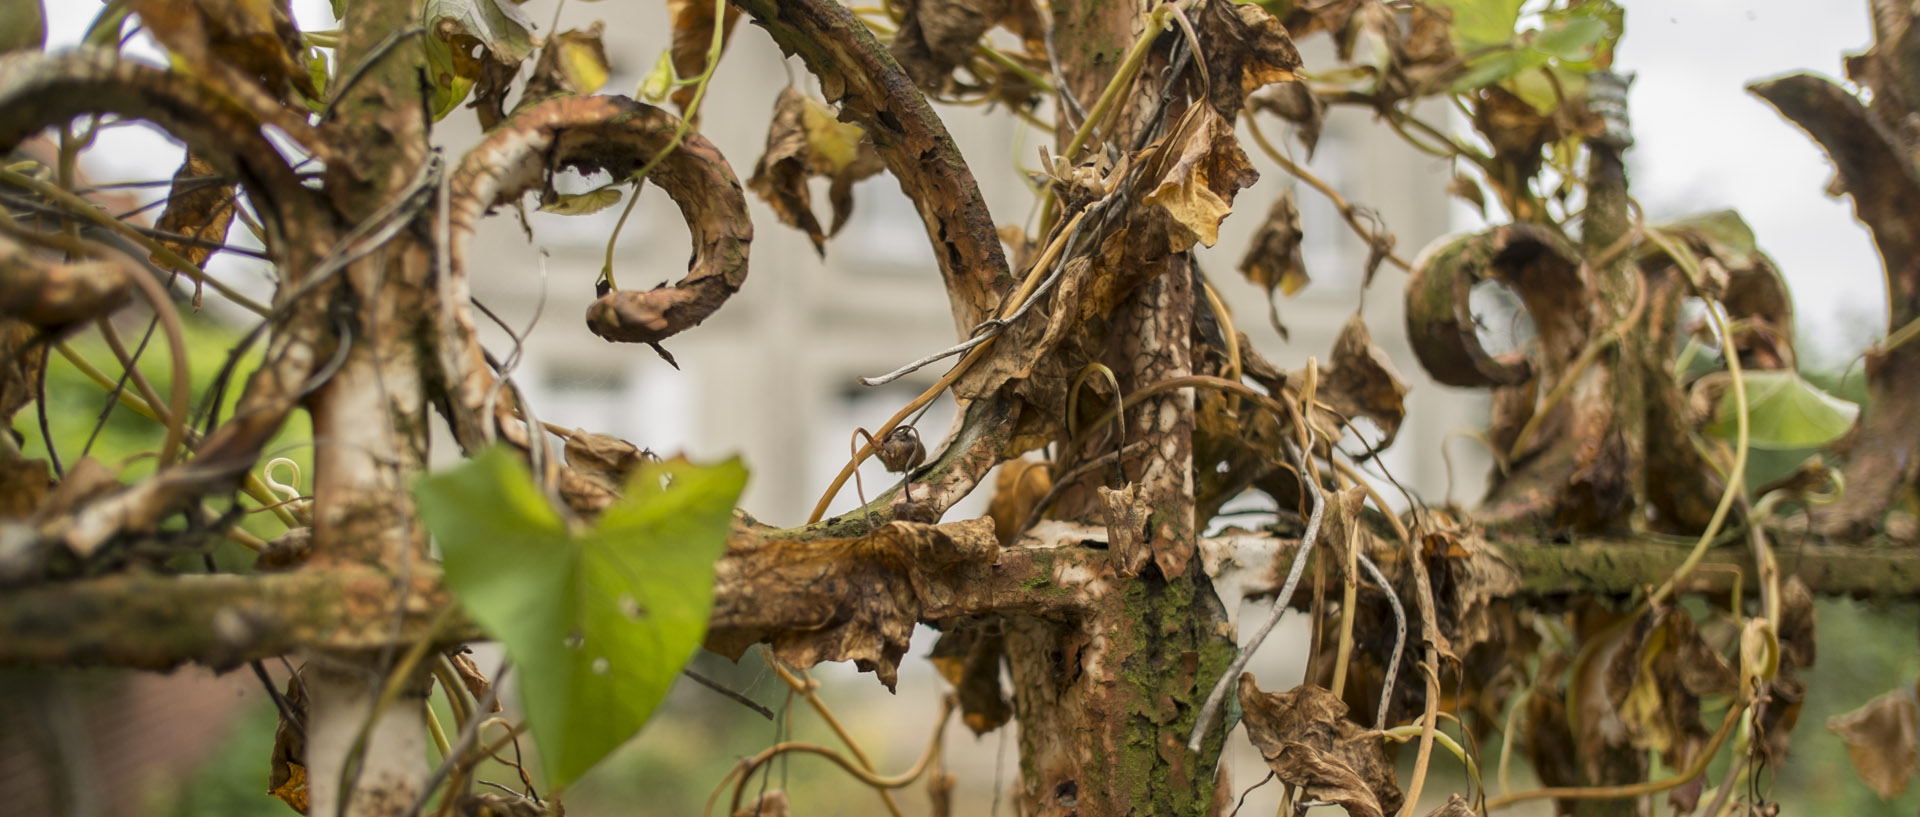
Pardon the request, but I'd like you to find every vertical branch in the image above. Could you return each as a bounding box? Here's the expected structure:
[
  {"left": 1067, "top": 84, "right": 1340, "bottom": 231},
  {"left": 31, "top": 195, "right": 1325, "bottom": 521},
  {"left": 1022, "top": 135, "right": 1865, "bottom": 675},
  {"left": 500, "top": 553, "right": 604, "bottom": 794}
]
[{"left": 303, "top": 2, "right": 437, "bottom": 815}]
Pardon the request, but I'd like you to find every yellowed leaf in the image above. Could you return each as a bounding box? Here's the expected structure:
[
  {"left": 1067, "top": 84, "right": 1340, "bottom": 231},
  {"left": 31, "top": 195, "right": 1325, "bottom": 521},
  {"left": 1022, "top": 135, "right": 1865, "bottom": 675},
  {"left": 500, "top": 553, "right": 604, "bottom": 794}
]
[
  {"left": 637, "top": 50, "right": 676, "bottom": 104},
  {"left": 801, "top": 97, "right": 865, "bottom": 173},
  {"left": 524, "top": 23, "right": 610, "bottom": 100},
  {"left": 1139, "top": 104, "right": 1258, "bottom": 252},
  {"left": 749, "top": 87, "right": 885, "bottom": 254},
  {"left": 269, "top": 761, "right": 308, "bottom": 813},
  {"left": 539, "top": 187, "right": 622, "bottom": 216}
]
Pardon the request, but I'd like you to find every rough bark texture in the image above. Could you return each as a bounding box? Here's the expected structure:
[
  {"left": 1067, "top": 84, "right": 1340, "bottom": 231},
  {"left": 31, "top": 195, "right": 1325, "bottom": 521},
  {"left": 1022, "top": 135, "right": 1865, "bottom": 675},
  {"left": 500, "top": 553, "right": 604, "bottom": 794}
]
[{"left": 302, "top": 2, "right": 439, "bottom": 813}]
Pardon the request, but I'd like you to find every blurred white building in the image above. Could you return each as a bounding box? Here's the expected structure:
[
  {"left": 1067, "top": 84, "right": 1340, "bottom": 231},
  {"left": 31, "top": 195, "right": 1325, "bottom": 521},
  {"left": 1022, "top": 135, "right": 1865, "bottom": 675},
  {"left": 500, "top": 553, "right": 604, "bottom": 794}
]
[{"left": 447, "top": 11, "right": 1482, "bottom": 529}]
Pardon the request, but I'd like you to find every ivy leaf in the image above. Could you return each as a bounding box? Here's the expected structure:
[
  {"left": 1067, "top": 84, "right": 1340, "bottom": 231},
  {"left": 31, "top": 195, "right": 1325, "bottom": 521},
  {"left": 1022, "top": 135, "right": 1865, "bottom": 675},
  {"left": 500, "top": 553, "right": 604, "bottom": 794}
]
[
  {"left": 417, "top": 445, "right": 747, "bottom": 790},
  {"left": 1531, "top": 15, "right": 1607, "bottom": 62},
  {"left": 1707, "top": 369, "right": 1860, "bottom": 450},
  {"left": 1427, "top": 0, "right": 1523, "bottom": 50}
]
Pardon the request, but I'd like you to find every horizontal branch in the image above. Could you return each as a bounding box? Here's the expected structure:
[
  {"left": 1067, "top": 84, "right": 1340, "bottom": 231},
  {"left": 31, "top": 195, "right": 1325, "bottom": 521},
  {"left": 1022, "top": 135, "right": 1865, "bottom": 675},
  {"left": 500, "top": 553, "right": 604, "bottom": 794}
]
[
  {"left": 0, "top": 523, "right": 1912, "bottom": 673},
  {"left": 0, "top": 570, "right": 475, "bottom": 670}
]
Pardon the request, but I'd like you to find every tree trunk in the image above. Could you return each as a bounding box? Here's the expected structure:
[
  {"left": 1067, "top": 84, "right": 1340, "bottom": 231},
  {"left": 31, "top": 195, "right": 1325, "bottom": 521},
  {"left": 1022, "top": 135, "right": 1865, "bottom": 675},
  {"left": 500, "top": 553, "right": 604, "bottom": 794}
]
[
  {"left": 998, "top": 5, "right": 1235, "bottom": 813},
  {"left": 301, "top": 0, "right": 437, "bottom": 813}
]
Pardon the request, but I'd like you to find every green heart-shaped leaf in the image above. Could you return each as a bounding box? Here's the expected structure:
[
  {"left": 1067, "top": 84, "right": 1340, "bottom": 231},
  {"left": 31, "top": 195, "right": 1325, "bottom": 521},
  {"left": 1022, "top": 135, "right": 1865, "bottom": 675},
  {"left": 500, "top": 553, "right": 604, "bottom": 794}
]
[
  {"left": 417, "top": 445, "right": 746, "bottom": 790},
  {"left": 1708, "top": 369, "right": 1860, "bottom": 450}
]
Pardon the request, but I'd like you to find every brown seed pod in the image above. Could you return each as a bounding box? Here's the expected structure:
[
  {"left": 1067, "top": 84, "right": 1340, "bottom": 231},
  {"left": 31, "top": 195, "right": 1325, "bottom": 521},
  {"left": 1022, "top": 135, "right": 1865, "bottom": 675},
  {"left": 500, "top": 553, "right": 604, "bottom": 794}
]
[{"left": 876, "top": 426, "right": 926, "bottom": 474}]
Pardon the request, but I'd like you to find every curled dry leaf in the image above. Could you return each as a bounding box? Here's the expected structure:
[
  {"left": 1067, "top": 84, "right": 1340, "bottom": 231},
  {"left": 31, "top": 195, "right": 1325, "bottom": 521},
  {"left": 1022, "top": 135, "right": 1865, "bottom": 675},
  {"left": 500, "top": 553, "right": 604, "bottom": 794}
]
[
  {"left": 553, "top": 427, "right": 653, "bottom": 515},
  {"left": 130, "top": 0, "right": 314, "bottom": 101},
  {"left": 1251, "top": 80, "right": 1326, "bottom": 157},
  {"left": 1239, "top": 191, "right": 1309, "bottom": 300},
  {"left": 1421, "top": 794, "right": 1473, "bottom": 817},
  {"left": 421, "top": 0, "right": 536, "bottom": 125},
  {"left": 732, "top": 790, "right": 791, "bottom": 817},
  {"left": 747, "top": 87, "right": 886, "bottom": 256},
  {"left": 1194, "top": 0, "right": 1303, "bottom": 119},
  {"left": 1445, "top": 172, "right": 1486, "bottom": 219},
  {"left": 1471, "top": 85, "right": 1559, "bottom": 179},
  {"left": 987, "top": 458, "right": 1051, "bottom": 545},
  {"left": 447, "top": 649, "right": 501, "bottom": 712},
  {"left": 1237, "top": 674, "right": 1404, "bottom": 817},
  {"left": 928, "top": 624, "right": 1012, "bottom": 734},
  {"left": 1752, "top": 577, "right": 1816, "bottom": 763},
  {"left": 1317, "top": 315, "right": 1410, "bottom": 452},
  {"left": 667, "top": 0, "right": 741, "bottom": 116},
  {"left": 1139, "top": 104, "right": 1260, "bottom": 253},
  {"left": 889, "top": 0, "right": 1040, "bottom": 92},
  {"left": 522, "top": 23, "right": 610, "bottom": 101},
  {"left": 269, "top": 669, "right": 309, "bottom": 814},
  {"left": 1827, "top": 684, "right": 1920, "bottom": 800},
  {"left": 1617, "top": 609, "right": 1737, "bottom": 761},
  {"left": 151, "top": 151, "right": 237, "bottom": 277},
  {"left": 1099, "top": 482, "right": 1151, "bottom": 578}
]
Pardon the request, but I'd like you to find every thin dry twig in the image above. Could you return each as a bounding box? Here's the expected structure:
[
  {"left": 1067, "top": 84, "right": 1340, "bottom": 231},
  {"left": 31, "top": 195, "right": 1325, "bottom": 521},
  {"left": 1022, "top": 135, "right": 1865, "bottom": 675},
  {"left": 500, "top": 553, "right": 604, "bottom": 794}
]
[{"left": 1188, "top": 434, "right": 1324, "bottom": 752}]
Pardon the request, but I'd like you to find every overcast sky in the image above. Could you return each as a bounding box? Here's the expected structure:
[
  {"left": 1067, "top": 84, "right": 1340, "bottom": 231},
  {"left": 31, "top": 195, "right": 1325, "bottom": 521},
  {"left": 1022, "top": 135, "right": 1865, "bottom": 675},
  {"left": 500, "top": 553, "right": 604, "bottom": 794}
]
[{"left": 40, "top": 1, "right": 1887, "bottom": 366}]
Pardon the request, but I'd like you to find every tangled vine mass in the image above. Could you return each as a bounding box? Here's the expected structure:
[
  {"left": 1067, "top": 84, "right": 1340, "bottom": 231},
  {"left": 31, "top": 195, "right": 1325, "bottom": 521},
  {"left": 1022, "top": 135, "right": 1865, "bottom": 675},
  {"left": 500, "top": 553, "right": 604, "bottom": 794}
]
[{"left": 3, "top": 1, "right": 1920, "bottom": 816}]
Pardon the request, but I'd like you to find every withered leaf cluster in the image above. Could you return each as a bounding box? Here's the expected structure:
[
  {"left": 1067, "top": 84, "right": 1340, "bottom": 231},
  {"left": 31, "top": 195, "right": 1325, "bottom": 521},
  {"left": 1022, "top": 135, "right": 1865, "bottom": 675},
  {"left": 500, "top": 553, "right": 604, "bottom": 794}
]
[
  {"left": 747, "top": 87, "right": 886, "bottom": 256},
  {"left": 1238, "top": 675, "right": 1403, "bottom": 817}
]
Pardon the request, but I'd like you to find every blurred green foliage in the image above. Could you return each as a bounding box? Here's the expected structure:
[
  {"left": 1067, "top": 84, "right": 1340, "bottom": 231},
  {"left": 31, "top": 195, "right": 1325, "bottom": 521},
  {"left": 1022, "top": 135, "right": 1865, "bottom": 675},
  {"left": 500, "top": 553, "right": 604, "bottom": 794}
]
[{"left": 11, "top": 311, "right": 311, "bottom": 555}]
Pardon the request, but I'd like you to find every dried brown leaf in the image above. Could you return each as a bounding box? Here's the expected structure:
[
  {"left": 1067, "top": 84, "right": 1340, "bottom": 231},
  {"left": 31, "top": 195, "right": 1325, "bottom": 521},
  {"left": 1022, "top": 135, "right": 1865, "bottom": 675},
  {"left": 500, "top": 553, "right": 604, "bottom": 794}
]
[
  {"left": 1250, "top": 81, "right": 1326, "bottom": 157},
  {"left": 667, "top": 0, "right": 741, "bottom": 116},
  {"left": 1239, "top": 191, "right": 1308, "bottom": 298},
  {"left": 269, "top": 669, "right": 309, "bottom": 814},
  {"left": 1139, "top": 104, "right": 1260, "bottom": 252},
  {"left": 1445, "top": 173, "right": 1486, "bottom": 219},
  {"left": 889, "top": 0, "right": 1007, "bottom": 91},
  {"left": 1237, "top": 674, "right": 1403, "bottom": 817},
  {"left": 132, "top": 0, "right": 314, "bottom": 101},
  {"left": 1471, "top": 85, "right": 1558, "bottom": 176},
  {"left": 1100, "top": 482, "right": 1151, "bottom": 578},
  {"left": 747, "top": 88, "right": 885, "bottom": 256},
  {"left": 987, "top": 458, "right": 1051, "bottom": 545},
  {"left": 732, "top": 790, "right": 791, "bottom": 817},
  {"left": 1422, "top": 794, "right": 1474, "bottom": 817},
  {"left": 928, "top": 625, "right": 1011, "bottom": 734},
  {"left": 1827, "top": 684, "right": 1920, "bottom": 800},
  {"left": 562, "top": 428, "right": 650, "bottom": 492},
  {"left": 1618, "top": 609, "right": 1735, "bottom": 758},
  {"left": 448, "top": 650, "right": 501, "bottom": 712},
  {"left": 151, "top": 151, "right": 237, "bottom": 271},
  {"left": 1194, "top": 0, "right": 1302, "bottom": 118},
  {"left": 1318, "top": 315, "right": 1410, "bottom": 452},
  {"left": 422, "top": 0, "right": 536, "bottom": 128}
]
